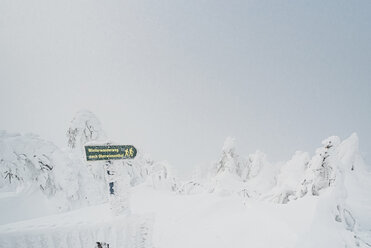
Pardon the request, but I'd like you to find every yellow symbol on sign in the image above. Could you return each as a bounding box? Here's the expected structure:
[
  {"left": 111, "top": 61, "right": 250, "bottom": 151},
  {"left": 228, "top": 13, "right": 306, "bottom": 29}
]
[{"left": 125, "top": 147, "right": 135, "bottom": 158}]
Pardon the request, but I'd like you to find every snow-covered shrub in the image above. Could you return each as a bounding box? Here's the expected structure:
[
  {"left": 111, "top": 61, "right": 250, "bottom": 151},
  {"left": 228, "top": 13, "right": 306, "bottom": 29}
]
[
  {"left": 121, "top": 152, "right": 177, "bottom": 192},
  {"left": 124, "top": 153, "right": 153, "bottom": 187},
  {"left": 176, "top": 166, "right": 206, "bottom": 195},
  {"left": 0, "top": 131, "right": 80, "bottom": 209},
  {"left": 176, "top": 180, "right": 205, "bottom": 195},
  {"left": 0, "top": 128, "right": 115, "bottom": 210}
]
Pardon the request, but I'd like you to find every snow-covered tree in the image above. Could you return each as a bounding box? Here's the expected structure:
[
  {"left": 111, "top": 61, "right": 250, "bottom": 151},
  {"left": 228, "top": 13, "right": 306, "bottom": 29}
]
[
  {"left": 66, "top": 110, "right": 176, "bottom": 196},
  {"left": 212, "top": 137, "right": 248, "bottom": 177},
  {"left": 312, "top": 136, "right": 340, "bottom": 194},
  {"left": 243, "top": 151, "right": 279, "bottom": 198},
  {"left": 247, "top": 151, "right": 267, "bottom": 178},
  {"left": 268, "top": 151, "right": 310, "bottom": 203},
  {"left": 300, "top": 136, "right": 340, "bottom": 197},
  {"left": 67, "top": 110, "right": 107, "bottom": 152},
  {"left": 296, "top": 134, "right": 371, "bottom": 247},
  {"left": 120, "top": 152, "right": 177, "bottom": 192},
  {"left": 66, "top": 110, "right": 108, "bottom": 204},
  {"left": 206, "top": 137, "right": 250, "bottom": 196},
  {"left": 0, "top": 131, "right": 81, "bottom": 210},
  {"left": 124, "top": 153, "right": 153, "bottom": 187}
]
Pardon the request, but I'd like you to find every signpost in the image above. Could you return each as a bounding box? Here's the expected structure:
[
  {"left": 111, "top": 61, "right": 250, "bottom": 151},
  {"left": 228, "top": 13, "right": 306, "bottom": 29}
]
[
  {"left": 84, "top": 144, "right": 137, "bottom": 216},
  {"left": 85, "top": 145, "right": 137, "bottom": 161},
  {"left": 84, "top": 143, "right": 152, "bottom": 248}
]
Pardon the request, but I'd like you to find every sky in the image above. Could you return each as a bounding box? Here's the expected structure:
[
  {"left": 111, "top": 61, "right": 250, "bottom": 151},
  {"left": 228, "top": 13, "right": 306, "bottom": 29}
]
[{"left": 1, "top": 0, "right": 370, "bottom": 176}]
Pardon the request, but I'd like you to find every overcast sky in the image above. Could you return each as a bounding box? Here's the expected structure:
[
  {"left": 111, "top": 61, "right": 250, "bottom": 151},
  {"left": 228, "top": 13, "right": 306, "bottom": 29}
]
[{"left": 1, "top": 0, "right": 370, "bottom": 176}]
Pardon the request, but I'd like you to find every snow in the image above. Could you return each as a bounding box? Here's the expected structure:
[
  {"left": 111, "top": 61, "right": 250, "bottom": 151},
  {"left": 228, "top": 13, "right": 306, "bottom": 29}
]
[
  {"left": 0, "top": 201, "right": 153, "bottom": 248},
  {"left": 131, "top": 185, "right": 319, "bottom": 248},
  {"left": 1, "top": 112, "right": 371, "bottom": 248},
  {"left": 0, "top": 190, "right": 57, "bottom": 225},
  {"left": 0, "top": 185, "right": 319, "bottom": 248}
]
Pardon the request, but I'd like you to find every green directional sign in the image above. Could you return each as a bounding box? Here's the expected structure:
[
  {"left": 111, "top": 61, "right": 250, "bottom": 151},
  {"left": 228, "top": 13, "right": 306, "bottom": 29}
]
[{"left": 84, "top": 145, "right": 137, "bottom": 161}]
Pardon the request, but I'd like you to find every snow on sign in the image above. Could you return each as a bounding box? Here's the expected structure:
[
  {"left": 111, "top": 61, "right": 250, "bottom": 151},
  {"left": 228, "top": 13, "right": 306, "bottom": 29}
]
[{"left": 84, "top": 145, "right": 137, "bottom": 161}]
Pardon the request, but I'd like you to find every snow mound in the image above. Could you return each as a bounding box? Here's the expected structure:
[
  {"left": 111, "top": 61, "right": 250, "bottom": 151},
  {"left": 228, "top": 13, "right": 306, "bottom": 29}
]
[
  {"left": 0, "top": 203, "right": 154, "bottom": 248},
  {"left": 0, "top": 131, "right": 107, "bottom": 214}
]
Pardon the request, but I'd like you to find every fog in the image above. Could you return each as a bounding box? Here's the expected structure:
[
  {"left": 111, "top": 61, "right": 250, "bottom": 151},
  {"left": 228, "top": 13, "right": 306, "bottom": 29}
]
[{"left": 1, "top": 0, "right": 370, "bottom": 176}]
